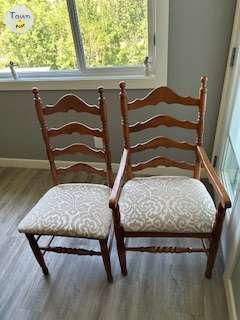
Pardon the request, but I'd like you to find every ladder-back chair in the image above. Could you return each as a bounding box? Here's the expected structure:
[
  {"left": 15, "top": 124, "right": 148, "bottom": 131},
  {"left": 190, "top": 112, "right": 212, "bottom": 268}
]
[
  {"left": 18, "top": 87, "right": 114, "bottom": 282},
  {"left": 109, "top": 77, "right": 231, "bottom": 278}
]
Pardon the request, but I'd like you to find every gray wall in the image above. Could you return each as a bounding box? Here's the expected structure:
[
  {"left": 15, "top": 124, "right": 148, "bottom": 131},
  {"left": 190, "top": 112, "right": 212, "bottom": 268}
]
[{"left": 0, "top": 0, "right": 236, "bottom": 164}]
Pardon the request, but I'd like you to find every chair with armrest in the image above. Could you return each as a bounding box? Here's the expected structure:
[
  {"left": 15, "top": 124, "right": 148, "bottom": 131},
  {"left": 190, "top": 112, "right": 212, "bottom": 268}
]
[
  {"left": 18, "top": 87, "right": 114, "bottom": 282},
  {"left": 109, "top": 77, "right": 231, "bottom": 278}
]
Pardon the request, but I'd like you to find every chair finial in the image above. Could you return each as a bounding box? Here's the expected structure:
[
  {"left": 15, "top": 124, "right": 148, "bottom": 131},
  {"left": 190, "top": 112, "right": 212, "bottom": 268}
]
[
  {"left": 98, "top": 86, "right": 104, "bottom": 99},
  {"left": 119, "top": 81, "right": 126, "bottom": 93},
  {"left": 32, "top": 87, "right": 40, "bottom": 101},
  {"left": 200, "top": 76, "right": 208, "bottom": 90},
  {"left": 32, "top": 87, "right": 39, "bottom": 96}
]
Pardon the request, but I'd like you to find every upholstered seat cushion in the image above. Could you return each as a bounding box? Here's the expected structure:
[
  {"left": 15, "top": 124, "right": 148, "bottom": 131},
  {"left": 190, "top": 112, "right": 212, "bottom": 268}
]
[
  {"left": 119, "top": 176, "right": 216, "bottom": 233},
  {"left": 18, "top": 183, "right": 112, "bottom": 239}
]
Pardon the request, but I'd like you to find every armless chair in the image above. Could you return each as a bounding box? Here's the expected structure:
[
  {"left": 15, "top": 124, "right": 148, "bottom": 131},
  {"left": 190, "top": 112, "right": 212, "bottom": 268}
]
[
  {"left": 18, "top": 87, "right": 114, "bottom": 282},
  {"left": 109, "top": 77, "right": 231, "bottom": 279}
]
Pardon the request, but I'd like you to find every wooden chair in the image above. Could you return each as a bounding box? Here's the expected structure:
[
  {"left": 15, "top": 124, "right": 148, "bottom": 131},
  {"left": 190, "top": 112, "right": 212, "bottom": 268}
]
[
  {"left": 18, "top": 87, "right": 114, "bottom": 282},
  {"left": 109, "top": 77, "right": 231, "bottom": 278}
]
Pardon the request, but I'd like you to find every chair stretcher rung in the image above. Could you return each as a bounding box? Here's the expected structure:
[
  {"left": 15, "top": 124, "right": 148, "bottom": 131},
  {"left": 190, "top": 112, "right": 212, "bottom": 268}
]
[
  {"left": 126, "top": 246, "right": 208, "bottom": 254},
  {"left": 39, "top": 246, "right": 101, "bottom": 256}
]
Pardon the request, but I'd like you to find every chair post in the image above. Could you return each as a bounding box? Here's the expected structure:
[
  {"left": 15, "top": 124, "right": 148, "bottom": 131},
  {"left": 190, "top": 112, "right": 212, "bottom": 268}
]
[
  {"left": 194, "top": 76, "right": 208, "bottom": 179},
  {"left": 99, "top": 239, "right": 113, "bottom": 283},
  {"left": 119, "top": 82, "right": 133, "bottom": 180},
  {"left": 205, "top": 204, "right": 225, "bottom": 278},
  {"left": 26, "top": 234, "right": 49, "bottom": 275},
  {"left": 113, "top": 204, "right": 127, "bottom": 276},
  {"left": 32, "top": 88, "right": 59, "bottom": 185},
  {"left": 98, "top": 87, "right": 114, "bottom": 188}
]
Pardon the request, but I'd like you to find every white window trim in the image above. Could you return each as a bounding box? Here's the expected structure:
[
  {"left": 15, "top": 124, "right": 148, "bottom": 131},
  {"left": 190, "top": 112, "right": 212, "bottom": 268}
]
[{"left": 0, "top": 0, "right": 169, "bottom": 90}]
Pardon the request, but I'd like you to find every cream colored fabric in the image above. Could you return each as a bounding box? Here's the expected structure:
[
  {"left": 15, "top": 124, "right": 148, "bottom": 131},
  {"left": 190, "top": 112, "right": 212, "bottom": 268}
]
[
  {"left": 18, "top": 183, "right": 112, "bottom": 239},
  {"left": 119, "top": 176, "right": 216, "bottom": 233}
]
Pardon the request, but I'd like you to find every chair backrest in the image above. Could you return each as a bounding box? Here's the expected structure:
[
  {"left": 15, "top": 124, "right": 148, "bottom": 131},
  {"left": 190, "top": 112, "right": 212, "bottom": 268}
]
[
  {"left": 32, "top": 87, "right": 114, "bottom": 187},
  {"left": 119, "top": 76, "right": 208, "bottom": 180}
]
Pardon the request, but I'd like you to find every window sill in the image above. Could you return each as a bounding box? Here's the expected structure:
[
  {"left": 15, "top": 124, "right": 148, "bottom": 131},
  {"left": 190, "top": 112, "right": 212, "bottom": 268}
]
[{"left": 0, "top": 73, "right": 167, "bottom": 91}]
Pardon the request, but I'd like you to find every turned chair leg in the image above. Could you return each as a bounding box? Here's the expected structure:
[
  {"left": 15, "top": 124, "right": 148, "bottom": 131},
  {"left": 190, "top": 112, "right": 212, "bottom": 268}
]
[
  {"left": 99, "top": 239, "right": 113, "bottom": 283},
  {"left": 26, "top": 234, "right": 49, "bottom": 275},
  {"left": 205, "top": 238, "right": 219, "bottom": 279},
  {"left": 115, "top": 227, "right": 127, "bottom": 276}
]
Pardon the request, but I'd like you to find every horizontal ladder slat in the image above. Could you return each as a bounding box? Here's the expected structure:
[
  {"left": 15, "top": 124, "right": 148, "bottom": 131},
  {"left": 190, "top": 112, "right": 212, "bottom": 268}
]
[
  {"left": 132, "top": 156, "right": 195, "bottom": 171},
  {"left": 130, "top": 137, "right": 196, "bottom": 153},
  {"left": 48, "top": 122, "right": 103, "bottom": 138},
  {"left": 128, "top": 87, "right": 200, "bottom": 110},
  {"left": 126, "top": 246, "right": 208, "bottom": 253},
  {"left": 52, "top": 143, "right": 105, "bottom": 159},
  {"left": 57, "top": 162, "right": 106, "bottom": 177},
  {"left": 129, "top": 114, "right": 198, "bottom": 132},
  {"left": 43, "top": 94, "right": 100, "bottom": 115}
]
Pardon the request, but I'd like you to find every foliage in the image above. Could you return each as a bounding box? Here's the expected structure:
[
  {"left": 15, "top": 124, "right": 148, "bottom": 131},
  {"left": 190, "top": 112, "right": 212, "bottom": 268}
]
[
  {"left": 77, "top": 0, "right": 147, "bottom": 67},
  {"left": 0, "top": 0, "right": 147, "bottom": 70}
]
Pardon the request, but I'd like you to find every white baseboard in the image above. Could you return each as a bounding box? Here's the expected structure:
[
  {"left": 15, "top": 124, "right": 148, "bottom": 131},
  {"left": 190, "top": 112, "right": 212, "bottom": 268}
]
[
  {"left": 0, "top": 157, "right": 193, "bottom": 177},
  {"left": 0, "top": 157, "right": 114, "bottom": 170},
  {"left": 224, "top": 277, "right": 238, "bottom": 320}
]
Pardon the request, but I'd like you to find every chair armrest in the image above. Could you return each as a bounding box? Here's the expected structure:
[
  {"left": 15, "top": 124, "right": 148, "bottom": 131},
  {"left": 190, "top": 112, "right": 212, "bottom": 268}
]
[
  {"left": 197, "top": 146, "right": 231, "bottom": 209},
  {"left": 109, "top": 148, "right": 129, "bottom": 210}
]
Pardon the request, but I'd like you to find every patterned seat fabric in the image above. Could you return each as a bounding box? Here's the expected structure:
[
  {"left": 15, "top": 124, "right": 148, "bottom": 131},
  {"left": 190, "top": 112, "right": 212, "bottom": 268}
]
[
  {"left": 119, "top": 176, "right": 216, "bottom": 233},
  {"left": 18, "top": 183, "right": 112, "bottom": 239}
]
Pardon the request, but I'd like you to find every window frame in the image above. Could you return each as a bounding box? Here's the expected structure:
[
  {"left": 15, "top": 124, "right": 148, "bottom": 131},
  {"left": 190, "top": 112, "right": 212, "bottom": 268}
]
[{"left": 0, "top": 0, "right": 169, "bottom": 90}]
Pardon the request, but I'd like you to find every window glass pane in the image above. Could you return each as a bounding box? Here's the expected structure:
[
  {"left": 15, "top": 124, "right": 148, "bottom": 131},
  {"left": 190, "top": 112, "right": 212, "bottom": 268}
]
[
  {"left": 76, "top": 0, "right": 148, "bottom": 68},
  {"left": 222, "top": 140, "right": 240, "bottom": 199},
  {"left": 0, "top": 0, "right": 77, "bottom": 72},
  {"left": 229, "top": 74, "right": 240, "bottom": 163}
]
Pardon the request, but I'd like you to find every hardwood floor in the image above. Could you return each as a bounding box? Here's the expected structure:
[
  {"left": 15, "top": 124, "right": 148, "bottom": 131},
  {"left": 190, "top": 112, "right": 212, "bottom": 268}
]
[{"left": 0, "top": 167, "right": 229, "bottom": 320}]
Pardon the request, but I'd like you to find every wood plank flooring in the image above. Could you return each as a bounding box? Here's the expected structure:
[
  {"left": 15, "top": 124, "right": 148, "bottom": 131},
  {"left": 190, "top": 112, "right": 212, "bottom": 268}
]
[{"left": 0, "top": 168, "right": 229, "bottom": 320}]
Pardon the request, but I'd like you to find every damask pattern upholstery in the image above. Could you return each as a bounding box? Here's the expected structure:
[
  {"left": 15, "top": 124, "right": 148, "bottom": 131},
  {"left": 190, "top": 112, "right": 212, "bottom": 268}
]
[
  {"left": 18, "top": 183, "right": 112, "bottom": 239},
  {"left": 119, "top": 176, "right": 216, "bottom": 233}
]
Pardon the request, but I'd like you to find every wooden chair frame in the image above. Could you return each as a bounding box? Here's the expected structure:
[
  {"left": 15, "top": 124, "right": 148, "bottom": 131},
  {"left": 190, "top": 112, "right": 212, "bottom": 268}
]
[
  {"left": 109, "top": 77, "right": 231, "bottom": 279},
  {"left": 25, "top": 87, "right": 114, "bottom": 282}
]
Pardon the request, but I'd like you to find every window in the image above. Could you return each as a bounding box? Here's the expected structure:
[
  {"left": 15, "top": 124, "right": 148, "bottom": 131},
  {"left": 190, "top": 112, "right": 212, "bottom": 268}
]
[
  {"left": 222, "top": 139, "right": 240, "bottom": 200},
  {"left": 221, "top": 76, "right": 240, "bottom": 200},
  {"left": 0, "top": 1, "right": 77, "bottom": 73},
  {"left": 75, "top": 0, "right": 148, "bottom": 69},
  {"left": 0, "top": 0, "right": 168, "bottom": 89}
]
